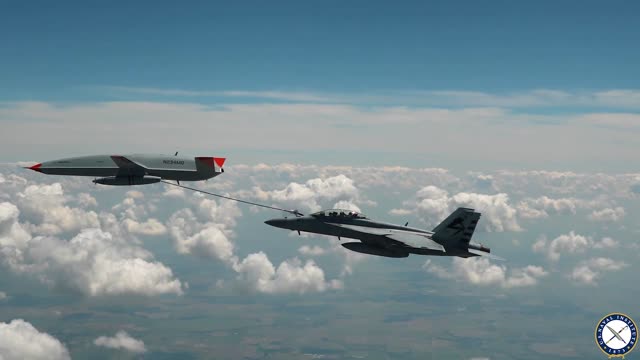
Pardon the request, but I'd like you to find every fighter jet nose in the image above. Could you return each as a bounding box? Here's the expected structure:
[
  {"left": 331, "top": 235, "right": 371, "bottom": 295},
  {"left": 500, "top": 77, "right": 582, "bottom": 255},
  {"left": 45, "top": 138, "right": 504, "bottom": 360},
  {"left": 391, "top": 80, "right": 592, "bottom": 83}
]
[{"left": 264, "top": 218, "right": 288, "bottom": 228}]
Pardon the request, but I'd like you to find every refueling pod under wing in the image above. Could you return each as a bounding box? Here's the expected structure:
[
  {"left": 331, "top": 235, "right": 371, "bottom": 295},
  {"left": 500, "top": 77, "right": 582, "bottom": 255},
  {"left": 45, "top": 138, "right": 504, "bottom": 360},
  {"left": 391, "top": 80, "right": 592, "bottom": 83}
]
[{"left": 92, "top": 176, "right": 161, "bottom": 186}]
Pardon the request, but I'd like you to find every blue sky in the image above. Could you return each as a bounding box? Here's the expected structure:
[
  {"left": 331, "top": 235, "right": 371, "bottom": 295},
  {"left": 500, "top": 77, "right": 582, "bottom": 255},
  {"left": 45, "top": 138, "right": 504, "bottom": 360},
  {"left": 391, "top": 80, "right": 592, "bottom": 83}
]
[
  {"left": 2, "top": 0, "right": 640, "bottom": 102},
  {"left": 2, "top": 1, "right": 640, "bottom": 171}
]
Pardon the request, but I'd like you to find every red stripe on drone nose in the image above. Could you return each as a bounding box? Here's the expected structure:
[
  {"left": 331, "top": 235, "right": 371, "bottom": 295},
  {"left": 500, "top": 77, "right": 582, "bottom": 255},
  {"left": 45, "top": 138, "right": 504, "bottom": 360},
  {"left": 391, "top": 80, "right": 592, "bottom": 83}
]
[{"left": 29, "top": 163, "right": 42, "bottom": 172}]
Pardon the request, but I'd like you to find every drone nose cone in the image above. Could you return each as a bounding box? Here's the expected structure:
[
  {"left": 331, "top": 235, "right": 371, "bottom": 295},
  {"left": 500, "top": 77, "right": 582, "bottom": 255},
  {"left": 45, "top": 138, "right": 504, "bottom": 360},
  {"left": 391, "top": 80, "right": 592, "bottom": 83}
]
[{"left": 28, "top": 163, "right": 42, "bottom": 172}]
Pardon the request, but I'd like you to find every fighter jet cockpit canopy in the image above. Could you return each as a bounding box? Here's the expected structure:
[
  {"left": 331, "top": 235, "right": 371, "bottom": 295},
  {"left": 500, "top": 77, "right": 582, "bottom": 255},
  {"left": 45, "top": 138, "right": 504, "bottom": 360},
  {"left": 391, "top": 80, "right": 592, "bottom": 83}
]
[{"left": 311, "top": 209, "right": 368, "bottom": 219}]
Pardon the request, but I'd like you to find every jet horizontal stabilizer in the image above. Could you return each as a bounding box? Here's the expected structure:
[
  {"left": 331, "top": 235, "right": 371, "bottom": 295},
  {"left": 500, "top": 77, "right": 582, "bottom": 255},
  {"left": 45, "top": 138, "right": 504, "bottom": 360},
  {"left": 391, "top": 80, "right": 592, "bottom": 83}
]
[{"left": 467, "top": 248, "right": 505, "bottom": 261}]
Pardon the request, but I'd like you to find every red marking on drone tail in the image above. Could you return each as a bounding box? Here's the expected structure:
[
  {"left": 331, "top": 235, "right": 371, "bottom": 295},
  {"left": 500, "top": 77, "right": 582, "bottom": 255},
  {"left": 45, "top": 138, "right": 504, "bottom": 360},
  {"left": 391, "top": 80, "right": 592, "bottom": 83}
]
[{"left": 196, "top": 157, "right": 225, "bottom": 169}]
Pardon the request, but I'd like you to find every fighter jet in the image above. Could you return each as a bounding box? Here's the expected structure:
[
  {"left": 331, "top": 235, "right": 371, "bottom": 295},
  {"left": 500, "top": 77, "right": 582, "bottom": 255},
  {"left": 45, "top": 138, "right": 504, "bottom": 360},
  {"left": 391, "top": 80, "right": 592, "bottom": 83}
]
[
  {"left": 26, "top": 153, "right": 225, "bottom": 186},
  {"left": 265, "top": 207, "right": 501, "bottom": 259}
]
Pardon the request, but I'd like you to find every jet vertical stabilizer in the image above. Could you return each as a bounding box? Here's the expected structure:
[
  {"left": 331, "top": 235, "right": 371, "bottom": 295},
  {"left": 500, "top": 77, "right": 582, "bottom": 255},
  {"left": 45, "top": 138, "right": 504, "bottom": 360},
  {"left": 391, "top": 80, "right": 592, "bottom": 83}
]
[
  {"left": 431, "top": 208, "right": 480, "bottom": 247},
  {"left": 196, "top": 157, "right": 226, "bottom": 175}
]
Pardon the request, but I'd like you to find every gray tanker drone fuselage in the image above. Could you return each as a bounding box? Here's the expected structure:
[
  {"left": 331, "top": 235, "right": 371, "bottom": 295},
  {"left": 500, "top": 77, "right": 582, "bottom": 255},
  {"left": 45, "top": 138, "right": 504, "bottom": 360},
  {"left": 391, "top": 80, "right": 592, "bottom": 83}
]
[{"left": 27, "top": 154, "right": 225, "bottom": 185}]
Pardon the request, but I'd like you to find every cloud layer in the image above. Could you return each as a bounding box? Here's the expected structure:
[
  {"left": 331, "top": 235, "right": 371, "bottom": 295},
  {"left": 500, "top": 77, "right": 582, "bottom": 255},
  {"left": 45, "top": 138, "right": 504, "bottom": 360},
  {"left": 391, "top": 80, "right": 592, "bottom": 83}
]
[
  {"left": 1, "top": 160, "right": 636, "bottom": 300},
  {"left": 3, "top": 95, "right": 640, "bottom": 170}
]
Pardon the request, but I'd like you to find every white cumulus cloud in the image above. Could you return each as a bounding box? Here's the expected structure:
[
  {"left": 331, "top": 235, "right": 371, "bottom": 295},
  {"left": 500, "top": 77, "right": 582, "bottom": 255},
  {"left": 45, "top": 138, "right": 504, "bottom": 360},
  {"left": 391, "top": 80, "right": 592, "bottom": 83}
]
[
  {"left": 298, "top": 245, "right": 328, "bottom": 256},
  {"left": 166, "top": 196, "right": 241, "bottom": 263},
  {"left": 26, "top": 229, "right": 184, "bottom": 296},
  {"left": 251, "top": 174, "right": 360, "bottom": 213},
  {"left": 532, "top": 231, "right": 591, "bottom": 262},
  {"left": 424, "top": 258, "right": 547, "bottom": 288},
  {"left": 75, "top": 193, "right": 98, "bottom": 208},
  {"left": 0, "top": 319, "right": 70, "bottom": 360},
  {"left": 15, "top": 183, "right": 100, "bottom": 236},
  {"left": 332, "top": 200, "right": 361, "bottom": 212},
  {"left": 569, "top": 257, "right": 628, "bottom": 286},
  {"left": 593, "top": 237, "right": 619, "bottom": 249},
  {"left": 123, "top": 218, "right": 167, "bottom": 236},
  {"left": 516, "top": 196, "right": 583, "bottom": 219},
  {"left": 394, "top": 186, "right": 521, "bottom": 232},
  {"left": 233, "top": 252, "right": 342, "bottom": 294},
  {"left": 588, "top": 207, "right": 625, "bottom": 222},
  {"left": 167, "top": 207, "right": 237, "bottom": 263},
  {"left": 0, "top": 203, "right": 183, "bottom": 297},
  {"left": 0, "top": 202, "right": 33, "bottom": 270},
  {"left": 162, "top": 185, "right": 186, "bottom": 198},
  {"left": 167, "top": 198, "right": 342, "bottom": 294},
  {"left": 94, "top": 330, "right": 147, "bottom": 353},
  {"left": 533, "top": 231, "right": 618, "bottom": 261}
]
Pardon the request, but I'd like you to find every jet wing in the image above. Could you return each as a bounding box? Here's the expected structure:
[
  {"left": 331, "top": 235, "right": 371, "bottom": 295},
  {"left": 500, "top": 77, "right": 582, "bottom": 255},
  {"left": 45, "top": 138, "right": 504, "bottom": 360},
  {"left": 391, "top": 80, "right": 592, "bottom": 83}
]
[
  {"left": 111, "top": 155, "right": 148, "bottom": 177},
  {"left": 386, "top": 232, "right": 445, "bottom": 252},
  {"left": 327, "top": 223, "right": 445, "bottom": 252}
]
